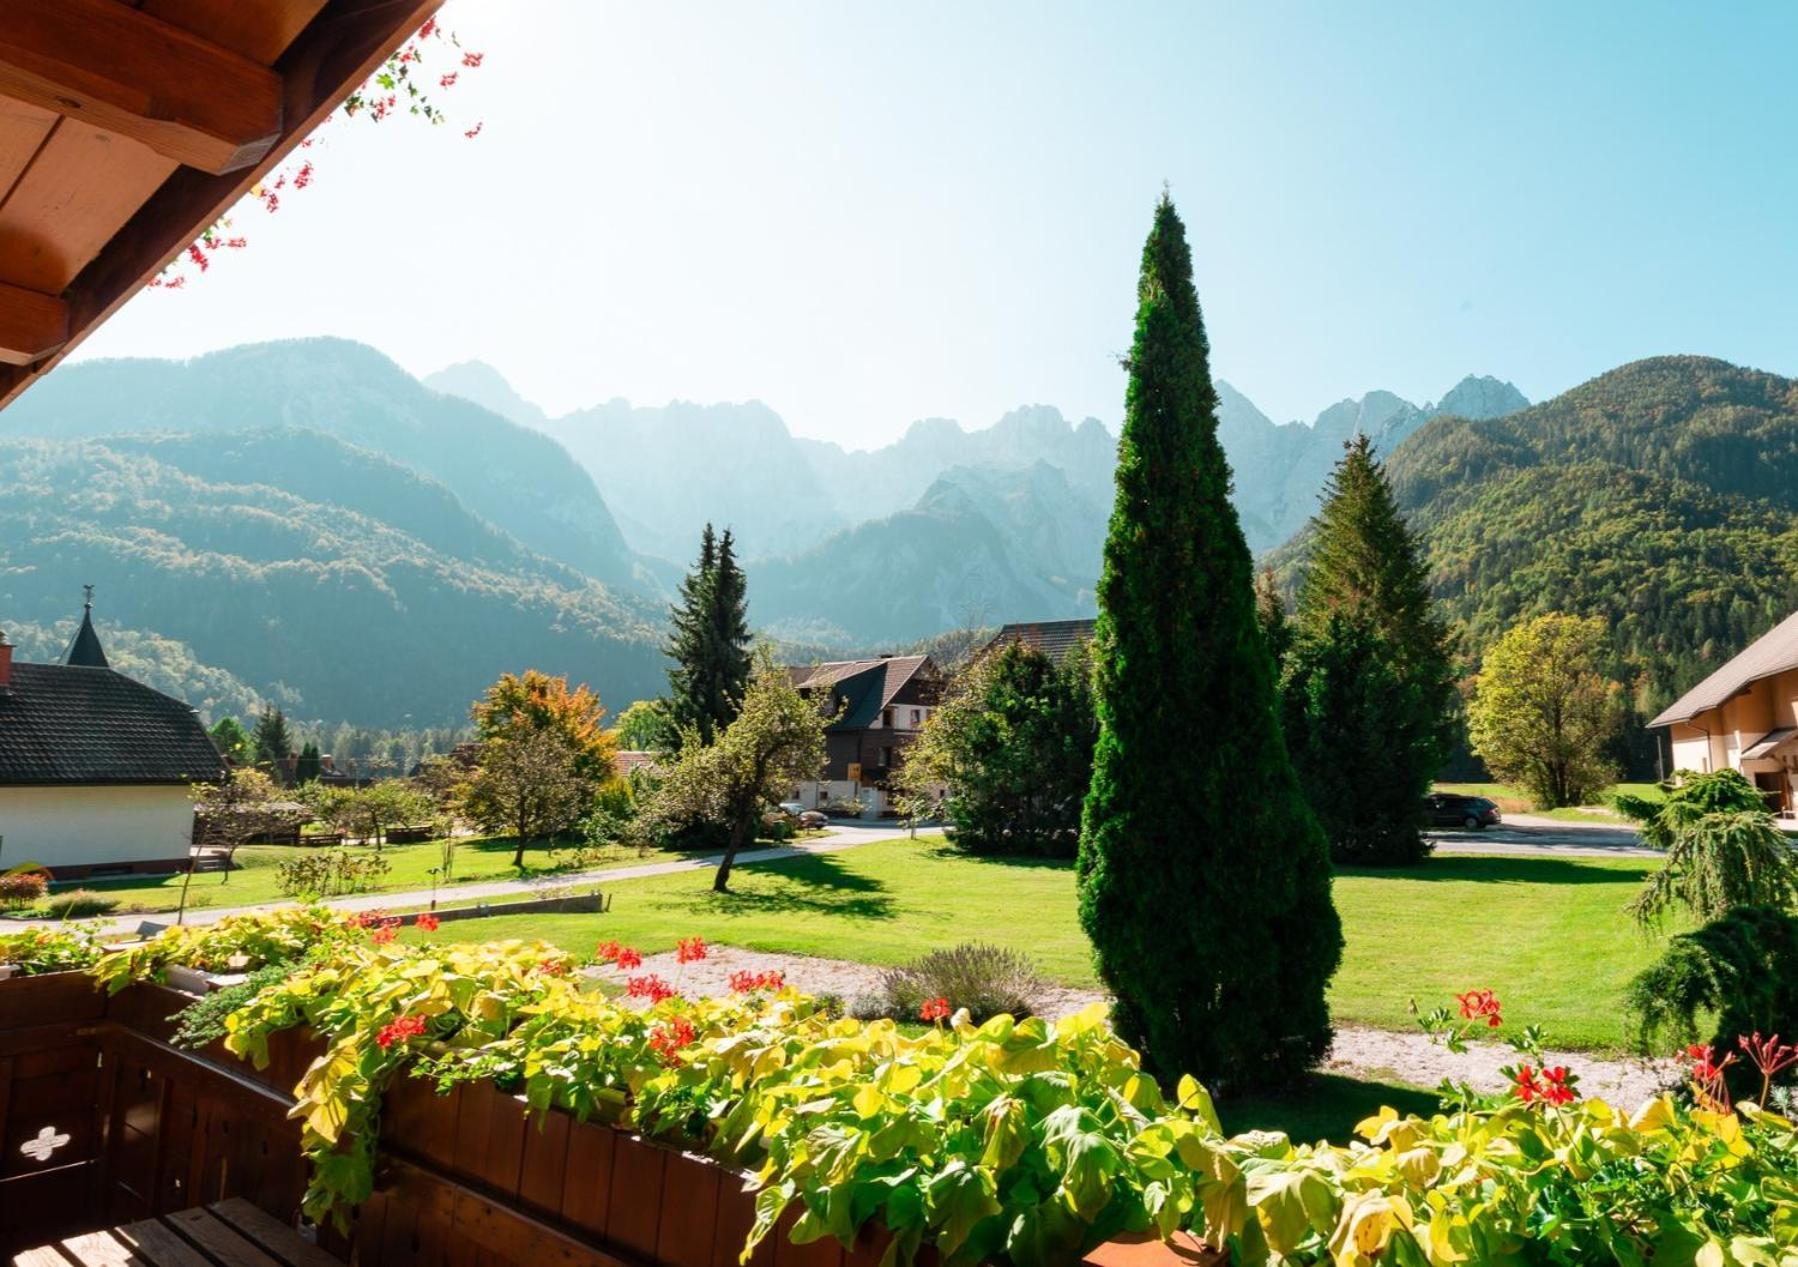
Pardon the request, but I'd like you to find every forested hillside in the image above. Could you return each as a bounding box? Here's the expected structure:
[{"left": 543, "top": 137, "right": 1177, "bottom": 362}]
[
  {"left": 1376, "top": 356, "right": 1798, "bottom": 719},
  {"left": 0, "top": 435, "right": 665, "bottom": 725}
]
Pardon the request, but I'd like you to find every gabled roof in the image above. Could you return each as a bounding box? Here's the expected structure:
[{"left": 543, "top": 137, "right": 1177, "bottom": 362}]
[
  {"left": 791, "top": 655, "right": 934, "bottom": 730},
  {"left": 1651, "top": 608, "right": 1798, "bottom": 727},
  {"left": 0, "top": 662, "right": 226, "bottom": 786},
  {"left": 986, "top": 619, "right": 1096, "bottom": 662}
]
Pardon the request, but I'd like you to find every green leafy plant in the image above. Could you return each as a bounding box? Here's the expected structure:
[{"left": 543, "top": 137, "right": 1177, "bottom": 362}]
[
  {"left": 90, "top": 906, "right": 354, "bottom": 994},
  {"left": 0, "top": 927, "right": 102, "bottom": 975},
  {"left": 169, "top": 962, "right": 295, "bottom": 1049},
  {"left": 274, "top": 848, "right": 393, "bottom": 900},
  {"left": 1628, "top": 810, "right": 1798, "bottom": 926},
  {"left": 41, "top": 888, "right": 121, "bottom": 920}
]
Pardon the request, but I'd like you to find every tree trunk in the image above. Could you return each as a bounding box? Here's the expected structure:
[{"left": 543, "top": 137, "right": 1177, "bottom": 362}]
[{"left": 714, "top": 816, "right": 750, "bottom": 892}]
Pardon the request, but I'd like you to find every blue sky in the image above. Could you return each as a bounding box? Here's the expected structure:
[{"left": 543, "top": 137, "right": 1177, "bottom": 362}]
[{"left": 76, "top": 2, "right": 1798, "bottom": 446}]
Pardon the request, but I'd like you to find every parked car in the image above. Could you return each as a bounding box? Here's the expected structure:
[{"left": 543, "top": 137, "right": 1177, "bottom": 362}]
[
  {"left": 798, "top": 810, "right": 828, "bottom": 829},
  {"left": 777, "top": 801, "right": 806, "bottom": 818},
  {"left": 1425, "top": 792, "right": 1501, "bottom": 830}
]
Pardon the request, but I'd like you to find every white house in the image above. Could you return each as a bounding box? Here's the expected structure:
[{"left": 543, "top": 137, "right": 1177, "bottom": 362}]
[{"left": 0, "top": 605, "right": 226, "bottom": 877}]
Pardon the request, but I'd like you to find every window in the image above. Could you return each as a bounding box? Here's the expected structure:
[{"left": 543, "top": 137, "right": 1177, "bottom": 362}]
[
  {"left": 910, "top": 708, "right": 922, "bottom": 726},
  {"left": 881, "top": 707, "right": 894, "bottom": 727},
  {"left": 881, "top": 746, "right": 895, "bottom": 767}
]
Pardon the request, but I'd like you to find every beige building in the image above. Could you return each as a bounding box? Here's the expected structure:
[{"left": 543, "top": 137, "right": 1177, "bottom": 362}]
[{"left": 1652, "top": 609, "right": 1798, "bottom": 816}]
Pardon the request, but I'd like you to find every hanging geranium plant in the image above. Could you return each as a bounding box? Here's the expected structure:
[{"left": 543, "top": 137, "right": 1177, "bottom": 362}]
[{"left": 149, "top": 16, "right": 484, "bottom": 290}]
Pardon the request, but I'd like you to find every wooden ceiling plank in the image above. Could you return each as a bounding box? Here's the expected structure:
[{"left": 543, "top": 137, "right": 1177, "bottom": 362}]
[
  {"left": 142, "top": 0, "right": 334, "bottom": 66},
  {"left": 0, "top": 0, "right": 442, "bottom": 408},
  {"left": 0, "top": 119, "right": 176, "bottom": 293},
  {"left": 0, "top": 99, "right": 58, "bottom": 207},
  {"left": 0, "top": 0, "right": 284, "bottom": 175},
  {"left": 0, "top": 278, "right": 66, "bottom": 366}
]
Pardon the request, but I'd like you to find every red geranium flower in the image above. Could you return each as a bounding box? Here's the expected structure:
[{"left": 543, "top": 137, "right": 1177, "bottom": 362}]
[
  {"left": 1540, "top": 1066, "right": 1577, "bottom": 1106},
  {"left": 676, "top": 936, "right": 708, "bottom": 965},
  {"left": 626, "top": 975, "right": 677, "bottom": 1005},
  {"left": 919, "top": 997, "right": 951, "bottom": 1023},
  {"left": 414, "top": 913, "right": 440, "bottom": 933},
  {"left": 376, "top": 1013, "right": 428, "bottom": 1049},
  {"left": 648, "top": 1017, "right": 698, "bottom": 1064},
  {"left": 728, "top": 969, "right": 785, "bottom": 993},
  {"left": 1455, "top": 989, "right": 1503, "bottom": 1029}
]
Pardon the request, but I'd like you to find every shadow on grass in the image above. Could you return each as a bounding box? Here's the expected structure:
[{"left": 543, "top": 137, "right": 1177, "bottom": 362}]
[
  {"left": 916, "top": 842, "right": 1076, "bottom": 873},
  {"left": 1337, "top": 855, "right": 1655, "bottom": 887},
  {"left": 1219, "top": 1073, "right": 1441, "bottom": 1146},
  {"left": 688, "top": 852, "right": 897, "bottom": 921}
]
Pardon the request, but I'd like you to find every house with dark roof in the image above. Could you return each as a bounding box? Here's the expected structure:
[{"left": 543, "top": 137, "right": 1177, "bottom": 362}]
[
  {"left": 0, "top": 601, "right": 227, "bottom": 877},
  {"left": 985, "top": 619, "right": 1096, "bottom": 662},
  {"left": 789, "top": 655, "right": 944, "bottom": 815},
  {"left": 1651, "top": 608, "right": 1798, "bottom": 815}
]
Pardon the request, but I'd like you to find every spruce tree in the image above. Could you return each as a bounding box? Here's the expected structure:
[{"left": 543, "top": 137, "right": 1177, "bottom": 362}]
[
  {"left": 252, "top": 707, "right": 292, "bottom": 768},
  {"left": 667, "top": 525, "right": 720, "bottom": 743},
  {"left": 1295, "top": 434, "right": 1456, "bottom": 752},
  {"left": 1077, "top": 194, "right": 1341, "bottom": 1088},
  {"left": 1253, "top": 565, "right": 1292, "bottom": 673},
  {"left": 1286, "top": 435, "right": 1457, "bottom": 863},
  {"left": 708, "top": 529, "right": 753, "bottom": 723}
]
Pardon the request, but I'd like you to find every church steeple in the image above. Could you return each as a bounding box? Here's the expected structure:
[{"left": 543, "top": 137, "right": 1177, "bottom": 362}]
[{"left": 65, "top": 585, "right": 108, "bottom": 668}]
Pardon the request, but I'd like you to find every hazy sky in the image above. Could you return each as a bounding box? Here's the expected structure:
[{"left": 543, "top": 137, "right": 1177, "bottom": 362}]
[{"left": 74, "top": 2, "right": 1798, "bottom": 447}]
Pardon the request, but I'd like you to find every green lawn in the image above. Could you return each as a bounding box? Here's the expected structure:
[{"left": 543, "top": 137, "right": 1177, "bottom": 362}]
[
  {"left": 24, "top": 836, "right": 721, "bottom": 917},
  {"left": 1436, "top": 780, "right": 1664, "bottom": 823},
  {"left": 414, "top": 836, "right": 1674, "bottom": 1052}
]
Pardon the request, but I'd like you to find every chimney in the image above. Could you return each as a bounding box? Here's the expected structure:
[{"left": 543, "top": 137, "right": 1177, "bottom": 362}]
[{"left": 0, "top": 629, "right": 11, "bottom": 689}]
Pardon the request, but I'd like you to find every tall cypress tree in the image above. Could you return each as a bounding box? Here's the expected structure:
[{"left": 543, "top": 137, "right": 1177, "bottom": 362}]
[
  {"left": 1286, "top": 435, "right": 1457, "bottom": 863},
  {"left": 1077, "top": 194, "right": 1341, "bottom": 1088}
]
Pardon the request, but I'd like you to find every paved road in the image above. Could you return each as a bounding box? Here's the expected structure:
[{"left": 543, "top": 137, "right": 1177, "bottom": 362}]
[
  {"left": 1428, "top": 814, "right": 1654, "bottom": 858},
  {"left": 69, "top": 820, "right": 917, "bottom": 935}
]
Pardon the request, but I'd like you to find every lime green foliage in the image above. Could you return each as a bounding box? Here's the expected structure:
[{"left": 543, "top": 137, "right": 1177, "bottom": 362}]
[
  {"left": 1468, "top": 613, "right": 1622, "bottom": 807},
  {"left": 196, "top": 938, "right": 1798, "bottom": 1264},
  {"left": 1622, "top": 770, "right": 1798, "bottom": 925},
  {"left": 901, "top": 640, "right": 1095, "bottom": 857},
  {"left": 0, "top": 927, "right": 102, "bottom": 975},
  {"left": 1285, "top": 436, "right": 1455, "bottom": 866},
  {"left": 1078, "top": 194, "right": 1340, "bottom": 1087},
  {"left": 91, "top": 906, "right": 353, "bottom": 993}
]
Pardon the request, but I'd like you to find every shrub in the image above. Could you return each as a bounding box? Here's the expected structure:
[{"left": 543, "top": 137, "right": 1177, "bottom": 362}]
[
  {"left": 1616, "top": 768, "right": 1767, "bottom": 839},
  {"left": 41, "top": 889, "right": 119, "bottom": 919},
  {"left": 1627, "top": 809, "right": 1798, "bottom": 926},
  {"left": 0, "top": 869, "right": 48, "bottom": 908},
  {"left": 0, "top": 927, "right": 101, "bottom": 974},
  {"left": 169, "top": 962, "right": 293, "bottom": 1049},
  {"left": 872, "top": 941, "right": 1044, "bottom": 1024},
  {"left": 274, "top": 848, "right": 392, "bottom": 900},
  {"left": 1627, "top": 904, "right": 1798, "bottom": 1095}
]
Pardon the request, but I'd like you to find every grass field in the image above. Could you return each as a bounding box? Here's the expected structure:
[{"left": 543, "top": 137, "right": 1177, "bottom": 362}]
[
  {"left": 24, "top": 836, "right": 722, "bottom": 917},
  {"left": 1435, "top": 780, "right": 1664, "bottom": 823},
  {"left": 413, "top": 836, "right": 1675, "bottom": 1052}
]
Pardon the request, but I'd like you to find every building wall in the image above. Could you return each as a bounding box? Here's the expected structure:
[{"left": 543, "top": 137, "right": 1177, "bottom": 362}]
[{"left": 0, "top": 785, "right": 194, "bottom": 875}]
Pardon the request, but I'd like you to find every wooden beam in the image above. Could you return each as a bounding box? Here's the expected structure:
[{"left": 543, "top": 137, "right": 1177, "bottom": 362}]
[
  {"left": 0, "top": 0, "right": 442, "bottom": 411},
  {"left": 0, "top": 278, "right": 66, "bottom": 365},
  {"left": 0, "top": 0, "right": 283, "bottom": 175}
]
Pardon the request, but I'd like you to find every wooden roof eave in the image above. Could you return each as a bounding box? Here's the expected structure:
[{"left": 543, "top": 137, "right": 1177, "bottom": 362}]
[{"left": 0, "top": 0, "right": 445, "bottom": 411}]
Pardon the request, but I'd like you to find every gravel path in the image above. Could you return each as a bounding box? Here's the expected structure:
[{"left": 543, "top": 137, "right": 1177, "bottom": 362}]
[{"left": 595, "top": 944, "right": 1682, "bottom": 1110}]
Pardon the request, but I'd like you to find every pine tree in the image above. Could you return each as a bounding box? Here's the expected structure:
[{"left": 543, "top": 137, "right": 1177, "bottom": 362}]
[
  {"left": 294, "top": 741, "right": 322, "bottom": 783},
  {"left": 1077, "top": 194, "right": 1341, "bottom": 1088},
  {"left": 1295, "top": 434, "right": 1457, "bottom": 752},
  {"left": 667, "top": 525, "right": 720, "bottom": 743},
  {"left": 666, "top": 524, "right": 753, "bottom": 747},
  {"left": 252, "top": 707, "right": 292, "bottom": 769},
  {"left": 1285, "top": 436, "right": 1457, "bottom": 863},
  {"left": 708, "top": 528, "right": 753, "bottom": 723}
]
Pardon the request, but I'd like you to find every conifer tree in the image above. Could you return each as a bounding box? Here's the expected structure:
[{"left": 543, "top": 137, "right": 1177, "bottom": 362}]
[
  {"left": 1253, "top": 566, "right": 1292, "bottom": 673},
  {"left": 294, "top": 741, "right": 322, "bottom": 783},
  {"left": 666, "top": 524, "right": 754, "bottom": 746},
  {"left": 1286, "top": 435, "right": 1458, "bottom": 863},
  {"left": 252, "top": 707, "right": 292, "bottom": 769},
  {"left": 1077, "top": 194, "right": 1341, "bottom": 1088}
]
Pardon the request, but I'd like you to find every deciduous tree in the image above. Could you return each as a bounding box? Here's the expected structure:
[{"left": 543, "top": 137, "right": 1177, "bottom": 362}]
[
  {"left": 1469, "top": 612, "right": 1621, "bottom": 808},
  {"left": 647, "top": 647, "right": 827, "bottom": 892},
  {"left": 461, "top": 730, "right": 592, "bottom": 867},
  {"left": 208, "top": 715, "right": 253, "bottom": 763},
  {"left": 472, "top": 669, "right": 616, "bottom": 783},
  {"left": 1076, "top": 193, "right": 1341, "bottom": 1088},
  {"left": 191, "top": 768, "right": 299, "bottom": 889}
]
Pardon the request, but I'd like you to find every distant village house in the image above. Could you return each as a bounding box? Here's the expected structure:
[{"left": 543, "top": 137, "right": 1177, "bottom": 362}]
[
  {"left": 1652, "top": 608, "right": 1798, "bottom": 816},
  {"left": 0, "top": 600, "right": 225, "bottom": 877},
  {"left": 789, "top": 655, "right": 943, "bottom": 815}
]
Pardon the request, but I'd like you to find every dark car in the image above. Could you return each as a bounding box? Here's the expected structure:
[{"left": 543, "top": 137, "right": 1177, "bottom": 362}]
[{"left": 1425, "top": 792, "right": 1501, "bottom": 830}]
